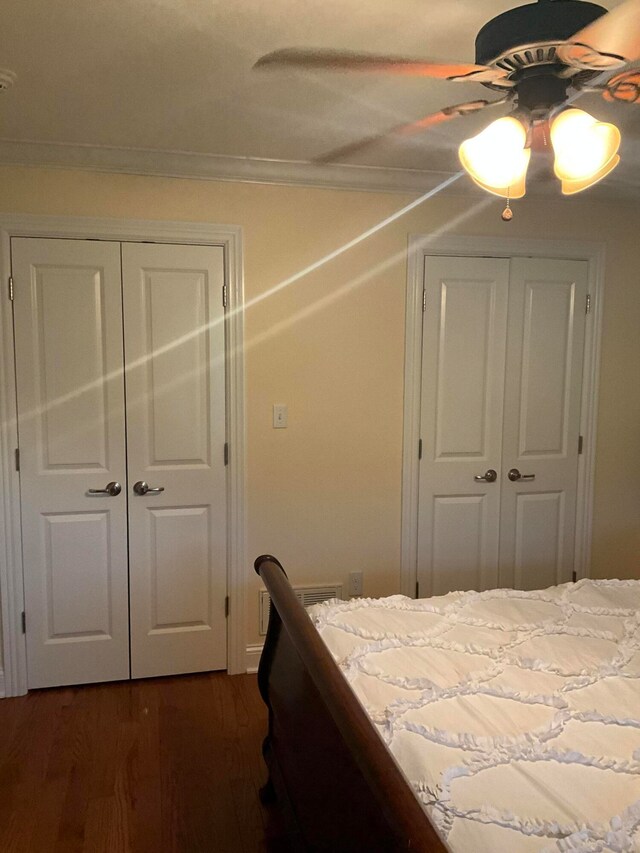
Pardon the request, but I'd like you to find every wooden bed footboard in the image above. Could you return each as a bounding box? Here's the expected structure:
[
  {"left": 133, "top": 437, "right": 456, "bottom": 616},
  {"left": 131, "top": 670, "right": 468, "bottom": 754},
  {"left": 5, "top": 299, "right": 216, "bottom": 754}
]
[{"left": 254, "top": 554, "right": 447, "bottom": 852}]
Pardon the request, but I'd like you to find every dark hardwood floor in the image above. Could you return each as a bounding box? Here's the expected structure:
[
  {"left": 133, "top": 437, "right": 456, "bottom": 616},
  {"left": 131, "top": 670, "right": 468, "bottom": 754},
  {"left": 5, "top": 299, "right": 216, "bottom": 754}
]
[{"left": 0, "top": 673, "right": 290, "bottom": 853}]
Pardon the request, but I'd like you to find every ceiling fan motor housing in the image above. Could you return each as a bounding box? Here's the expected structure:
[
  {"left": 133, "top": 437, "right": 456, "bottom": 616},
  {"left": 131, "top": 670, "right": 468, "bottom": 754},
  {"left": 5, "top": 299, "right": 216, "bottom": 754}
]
[
  {"left": 475, "top": 0, "right": 608, "bottom": 68},
  {"left": 517, "top": 69, "right": 569, "bottom": 110}
]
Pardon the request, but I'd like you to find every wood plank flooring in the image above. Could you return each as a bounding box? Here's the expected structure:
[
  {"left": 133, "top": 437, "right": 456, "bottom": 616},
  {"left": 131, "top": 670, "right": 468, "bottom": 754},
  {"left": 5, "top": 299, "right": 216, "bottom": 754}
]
[{"left": 0, "top": 673, "right": 290, "bottom": 853}]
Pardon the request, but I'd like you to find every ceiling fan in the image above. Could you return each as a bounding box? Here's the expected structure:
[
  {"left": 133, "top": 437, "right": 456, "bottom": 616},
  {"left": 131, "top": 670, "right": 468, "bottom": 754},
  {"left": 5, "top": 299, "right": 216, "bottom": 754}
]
[{"left": 255, "top": 0, "right": 640, "bottom": 199}]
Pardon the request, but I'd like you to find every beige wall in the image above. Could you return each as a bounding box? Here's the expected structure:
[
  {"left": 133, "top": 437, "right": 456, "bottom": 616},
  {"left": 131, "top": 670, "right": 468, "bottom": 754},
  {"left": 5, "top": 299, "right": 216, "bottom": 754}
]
[{"left": 0, "top": 165, "right": 638, "bottom": 661}]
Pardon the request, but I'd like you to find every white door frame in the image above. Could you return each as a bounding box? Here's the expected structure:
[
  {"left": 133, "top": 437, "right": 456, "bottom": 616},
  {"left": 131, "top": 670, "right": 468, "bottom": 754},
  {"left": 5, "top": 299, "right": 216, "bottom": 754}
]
[
  {"left": 0, "top": 214, "right": 247, "bottom": 697},
  {"left": 401, "top": 234, "right": 605, "bottom": 598}
]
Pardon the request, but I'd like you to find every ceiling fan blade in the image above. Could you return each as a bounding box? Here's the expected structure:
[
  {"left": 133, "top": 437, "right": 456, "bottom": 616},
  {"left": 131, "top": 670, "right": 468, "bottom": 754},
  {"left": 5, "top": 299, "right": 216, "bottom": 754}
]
[
  {"left": 558, "top": 0, "right": 640, "bottom": 70},
  {"left": 602, "top": 67, "right": 640, "bottom": 102},
  {"left": 254, "top": 48, "right": 509, "bottom": 83},
  {"left": 314, "top": 98, "right": 506, "bottom": 164}
]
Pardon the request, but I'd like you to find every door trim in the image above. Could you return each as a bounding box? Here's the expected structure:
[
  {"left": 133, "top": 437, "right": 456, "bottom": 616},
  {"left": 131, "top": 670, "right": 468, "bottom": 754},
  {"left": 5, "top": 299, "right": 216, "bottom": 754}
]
[
  {"left": 401, "top": 234, "right": 605, "bottom": 598},
  {"left": 0, "top": 215, "right": 246, "bottom": 696}
]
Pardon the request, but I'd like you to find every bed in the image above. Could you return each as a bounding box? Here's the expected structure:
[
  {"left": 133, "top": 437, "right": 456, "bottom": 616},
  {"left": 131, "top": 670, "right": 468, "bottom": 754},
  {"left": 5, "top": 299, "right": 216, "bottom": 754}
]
[{"left": 254, "top": 555, "right": 640, "bottom": 852}]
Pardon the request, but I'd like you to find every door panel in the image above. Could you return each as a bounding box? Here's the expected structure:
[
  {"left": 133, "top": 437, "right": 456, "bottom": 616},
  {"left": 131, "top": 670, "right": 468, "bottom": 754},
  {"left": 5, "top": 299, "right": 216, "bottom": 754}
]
[
  {"left": 430, "top": 495, "right": 487, "bottom": 594},
  {"left": 144, "top": 271, "right": 213, "bottom": 467},
  {"left": 418, "top": 256, "right": 509, "bottom": 596},
  {"left": 518, "top": 281, "right": 577, "bottom": 456},
  {"left": 13, "top": 237, "right": 129, "bottom": 688},
  {"left": 513, "top": 492, "right": 565, "bottom": 590},
  {"left": 149, "top": 505, "right": 212, "bottom": 630},
  {"left": 122, "top": 243, "right": 227, "bottom": 678},
  {"left": 44, "top": 511, "right": 112, "bottom": 638},
  {"left": 499, "top": 258, "right": 588, "bottom": 589},
  {"left": 37, "top": 269, "right": 110, "bottom": 469},
  {"left": 435, "top": 280, "right": 497, "bottom": 458}
]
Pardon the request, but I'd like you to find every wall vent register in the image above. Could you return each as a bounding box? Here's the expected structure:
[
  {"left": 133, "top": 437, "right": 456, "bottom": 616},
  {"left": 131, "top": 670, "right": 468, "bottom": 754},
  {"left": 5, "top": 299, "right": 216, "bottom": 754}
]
[{"left": 259, "top": 584, "right": 343, "bottom": 636}]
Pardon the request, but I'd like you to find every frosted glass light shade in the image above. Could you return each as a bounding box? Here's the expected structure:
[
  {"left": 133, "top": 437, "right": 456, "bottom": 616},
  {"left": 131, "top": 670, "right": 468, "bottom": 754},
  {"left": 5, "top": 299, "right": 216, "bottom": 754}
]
[
  {"left": 560, "top": 155, "right": 620, "bottom": 195},
  {"left": 459, "top": 116, "right": 530, "bottom": 198},
  {"left": 469, "top": 171, "right": 527, "bottom": 200},
  {"left": 551, "top": 108, "right": 621, "bottom": 193}
]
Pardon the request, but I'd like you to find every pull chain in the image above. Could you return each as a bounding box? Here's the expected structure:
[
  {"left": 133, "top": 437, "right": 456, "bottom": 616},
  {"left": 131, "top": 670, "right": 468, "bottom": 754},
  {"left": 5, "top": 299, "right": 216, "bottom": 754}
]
[{"left": 501, "top": 188, "right": 513, "bottom": 222}]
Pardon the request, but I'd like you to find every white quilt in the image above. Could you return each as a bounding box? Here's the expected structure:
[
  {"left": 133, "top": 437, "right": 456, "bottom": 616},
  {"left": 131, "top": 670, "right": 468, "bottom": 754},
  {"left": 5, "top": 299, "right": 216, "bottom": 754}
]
[{"left": 308, "top": 579, "right": 640, "bottom": 852}]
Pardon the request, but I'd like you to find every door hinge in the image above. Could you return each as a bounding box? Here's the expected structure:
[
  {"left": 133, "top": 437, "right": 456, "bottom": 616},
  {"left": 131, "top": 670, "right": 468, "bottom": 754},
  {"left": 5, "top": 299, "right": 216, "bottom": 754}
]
[
  {"left": 585, "top": 293, "right": 591, "bottom": 314},
  {"left": 418, "top": 438, "right": 423, "bottom": 460},
  {"left": 21, "top": 611, "right": 26, "bottom": 634},
  {"left": 224, "top": 442, "right": 229, "bottom": 466},
  {"left": 415, "top": 581, "right": 420, "bottom": 599},
  {"left": 14, "top": 448, "right": 20, "bottom": 471},
  {"left": 578, "top": 435, "right": 584, "bottom": 455},
  {"left": 222, "top": 284, "right": 228, "bottom": 309},
  {"left": 422, "top": 289, "right": 426, "bottom": 313},
  {"left": 225, "top": 596, "right": 230, "bottom": 618},
  {"left": 572, "top": 570, "right": 577, "bottom": 583},
  {"left": 8, "top": 275, "right": 14, "bottom": 301}
]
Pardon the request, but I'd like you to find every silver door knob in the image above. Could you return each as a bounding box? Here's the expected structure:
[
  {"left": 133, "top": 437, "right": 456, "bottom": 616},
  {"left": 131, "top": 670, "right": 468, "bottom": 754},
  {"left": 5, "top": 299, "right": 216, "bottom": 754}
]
[
  {"left": 474, "top": 469, "right": 497, "bottom": 482},
  {"left": 508, "top": 468, "right": 536, "bottom": 482},
  {"left": 87, "top": 481, "right": 122, "bottom": 497},
  {"left": 133, "top": 480, "right": 165, "bottom": 496}
]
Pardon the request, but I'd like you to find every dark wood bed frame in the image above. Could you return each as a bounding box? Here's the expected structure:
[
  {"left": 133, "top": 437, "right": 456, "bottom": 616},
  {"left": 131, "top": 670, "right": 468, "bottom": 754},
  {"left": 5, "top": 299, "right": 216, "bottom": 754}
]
[{"left": 254, "top": 554, "right": 448, "bottom": 852}]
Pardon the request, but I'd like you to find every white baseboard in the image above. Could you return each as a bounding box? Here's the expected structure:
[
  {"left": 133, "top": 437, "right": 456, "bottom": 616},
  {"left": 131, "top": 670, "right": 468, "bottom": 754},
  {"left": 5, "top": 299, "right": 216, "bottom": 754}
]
[
  {"left": 0, "top": 669, "right": 5, "bottom": 698},
  {"left": 245, "top": 644, "right": 264, "bottom": 674}
]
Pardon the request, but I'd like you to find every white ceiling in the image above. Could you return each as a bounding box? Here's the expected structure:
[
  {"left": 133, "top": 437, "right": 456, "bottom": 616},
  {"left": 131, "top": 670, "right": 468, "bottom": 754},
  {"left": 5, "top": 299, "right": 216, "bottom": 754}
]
[{"left": 1, "top": 0, "right": 639, "bottom": 195}]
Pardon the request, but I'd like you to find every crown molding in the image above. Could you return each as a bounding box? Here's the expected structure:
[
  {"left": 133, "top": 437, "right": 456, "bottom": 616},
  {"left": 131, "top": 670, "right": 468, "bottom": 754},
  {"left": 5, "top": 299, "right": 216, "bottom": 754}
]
[
  {"left": 0, "top": 138, "right": 637, "bottom": 200},
  {"left": 0, "top": 138, "right": 463, "bottom": 195}
]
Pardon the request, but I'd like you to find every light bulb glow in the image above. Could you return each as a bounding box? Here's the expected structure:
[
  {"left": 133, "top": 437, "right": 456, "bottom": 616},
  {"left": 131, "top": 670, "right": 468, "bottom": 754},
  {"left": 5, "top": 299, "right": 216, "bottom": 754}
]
[
  {"left": 551, "top": 108, "right": 620, "bottom": 186},
  {"left": 459, "top": 116, "right": 530, "bottom": 197}
]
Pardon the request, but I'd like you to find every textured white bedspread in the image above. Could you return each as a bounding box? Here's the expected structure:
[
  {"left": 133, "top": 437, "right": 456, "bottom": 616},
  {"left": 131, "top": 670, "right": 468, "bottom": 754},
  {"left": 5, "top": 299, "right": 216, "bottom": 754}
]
[{"left": 308, "top": 579, "right": 640, "bottom": 852}]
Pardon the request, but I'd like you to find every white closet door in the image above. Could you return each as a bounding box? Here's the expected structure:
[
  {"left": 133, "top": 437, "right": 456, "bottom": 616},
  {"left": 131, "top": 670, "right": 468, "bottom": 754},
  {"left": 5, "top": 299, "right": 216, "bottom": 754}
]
[
  {"left": 499, "top": 258, "right": 588, "bottom": 590},
  {"left": 417, "top": 256, "right": 510, "bottom": 596},
  {"left": 122, "top": 243, "right": 227, "bottom": 678},
  {"left": 13, "top": 238, "right": 129, "bottom": 689}
]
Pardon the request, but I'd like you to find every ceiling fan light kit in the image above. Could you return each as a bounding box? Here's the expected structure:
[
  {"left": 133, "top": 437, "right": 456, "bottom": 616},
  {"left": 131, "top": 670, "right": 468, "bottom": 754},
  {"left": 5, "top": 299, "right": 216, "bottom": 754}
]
[
  {"left": 458, "top": 104, "right": 622, "bottom": 201},
  {"left": 458, "top": 116, "right": 531, "bottom": 197},
  {"left": 550, "top": 107, "right": 621, "bottom": 181},
  {"left": 255, "top": 0, "right": 640, "bottom": 205}
]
